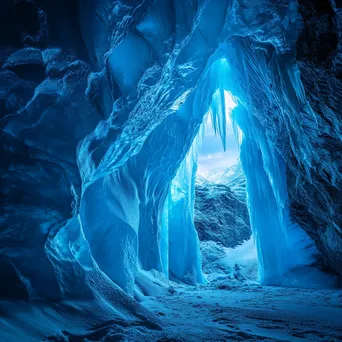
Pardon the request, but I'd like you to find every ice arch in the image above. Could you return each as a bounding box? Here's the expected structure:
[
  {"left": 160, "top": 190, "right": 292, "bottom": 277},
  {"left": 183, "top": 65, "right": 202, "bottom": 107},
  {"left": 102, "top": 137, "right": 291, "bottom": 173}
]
[
  {"left": 219, "top": 42, "right": 329, "bottom": 286},
  {"left": 174, "top": 52, "right": 320, "bottom": 286},
  {"left": 79, "top": 55, "right": 240, "bottom": 291},
  {"left": 1, "top": 0, "right": 341, "bottom": 309}
]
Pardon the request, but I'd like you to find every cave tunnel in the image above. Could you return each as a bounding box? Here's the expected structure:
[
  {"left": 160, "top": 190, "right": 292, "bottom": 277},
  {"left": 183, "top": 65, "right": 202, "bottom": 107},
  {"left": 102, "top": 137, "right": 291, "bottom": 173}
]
[{"left": 1, "top": 0, "right": 342, "bottom": 341}]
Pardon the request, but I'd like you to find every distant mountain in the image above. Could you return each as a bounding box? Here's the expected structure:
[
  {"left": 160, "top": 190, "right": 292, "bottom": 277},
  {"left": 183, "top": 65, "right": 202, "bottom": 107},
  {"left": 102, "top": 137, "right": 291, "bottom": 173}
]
[
  {"left": 194, "top": 166, "right": 251, "bottom": 248},
  {"left": 197, "top": 162, "right": 246, "bottom": 201}
]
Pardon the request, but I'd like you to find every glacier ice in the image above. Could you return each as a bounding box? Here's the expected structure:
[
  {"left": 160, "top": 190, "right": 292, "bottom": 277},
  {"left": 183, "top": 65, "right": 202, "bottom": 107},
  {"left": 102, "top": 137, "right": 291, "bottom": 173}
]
[
  {"left": 166, "top": 130, "right": 204, "bottom": 284},
  {"left": 1, "top": 0, "right": 341, "bottom": 321},
  {"left": 194, "top": 39, "right": 338, "bottom": 287},
  {"left": 205, "top": 43, "right": 331, "bottom": 286},
  {"left": 234, "top": 105, "right": 320, "bottom": 284}
]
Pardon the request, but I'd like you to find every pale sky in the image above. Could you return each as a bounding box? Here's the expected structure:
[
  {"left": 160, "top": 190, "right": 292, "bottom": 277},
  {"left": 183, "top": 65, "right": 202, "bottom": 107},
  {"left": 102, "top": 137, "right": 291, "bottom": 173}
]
[{"left": 197, "top": 91, "right": 240, "bottom": 178}]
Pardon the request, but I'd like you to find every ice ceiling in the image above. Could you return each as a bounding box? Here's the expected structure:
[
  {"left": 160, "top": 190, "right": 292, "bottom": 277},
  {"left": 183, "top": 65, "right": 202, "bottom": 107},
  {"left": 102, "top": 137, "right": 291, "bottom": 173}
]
[{"left": 1, "top": 0, "right": 342, "bottom": 313}]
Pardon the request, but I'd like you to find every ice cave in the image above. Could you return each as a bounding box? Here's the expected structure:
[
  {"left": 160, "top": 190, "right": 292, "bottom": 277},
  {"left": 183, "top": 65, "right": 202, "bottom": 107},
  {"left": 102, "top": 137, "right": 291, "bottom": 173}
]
[{"left": 1, "top": 0, "right": 342, "bottom": 341}]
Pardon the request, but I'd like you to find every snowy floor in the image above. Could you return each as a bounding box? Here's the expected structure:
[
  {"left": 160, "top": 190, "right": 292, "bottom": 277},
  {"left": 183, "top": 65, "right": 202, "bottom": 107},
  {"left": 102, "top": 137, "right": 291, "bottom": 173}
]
[
  {"left": 143, "top": 284, "right": 342, "bottom": 341},
  {"left": 200, "top": 238, "right": 258, "bottom": 285},
  {"left": 1, "top": 285, "right": 342, "bottom": 341},
  {"left": 2, "top": 239, "right": 341, "bottom": 341}
]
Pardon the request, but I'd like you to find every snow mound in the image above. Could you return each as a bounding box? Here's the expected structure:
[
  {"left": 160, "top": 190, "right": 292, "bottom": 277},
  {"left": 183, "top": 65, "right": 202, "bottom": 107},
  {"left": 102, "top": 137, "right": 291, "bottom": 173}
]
[{"left": 201, "top": 239, "right": 259, "bottom": 286}]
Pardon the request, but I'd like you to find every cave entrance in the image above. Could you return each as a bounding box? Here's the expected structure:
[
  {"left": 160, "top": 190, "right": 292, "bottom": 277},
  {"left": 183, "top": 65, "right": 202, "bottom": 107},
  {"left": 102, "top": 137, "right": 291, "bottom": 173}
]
[{"left": 194, "top": 90, "right": 258, "bottom": 285}]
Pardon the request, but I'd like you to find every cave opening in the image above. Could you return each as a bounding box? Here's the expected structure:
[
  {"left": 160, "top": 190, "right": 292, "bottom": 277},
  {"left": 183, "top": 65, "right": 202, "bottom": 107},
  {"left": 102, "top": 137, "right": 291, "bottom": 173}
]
[
  {"left": 2, "top": 1, "right": 342, "bottom": 340},
  {"left": 175, "top": 55, "right": 339, "bottom": 289},
  {"left": 194, "top": 88, "right": 258, "bottom": 286}
]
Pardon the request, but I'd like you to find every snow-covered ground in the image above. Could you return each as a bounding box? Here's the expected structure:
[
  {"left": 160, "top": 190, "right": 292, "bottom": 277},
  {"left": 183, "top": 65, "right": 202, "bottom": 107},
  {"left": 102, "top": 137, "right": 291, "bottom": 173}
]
[
  {"left": 143, "top": 285, "right": 342, "bottom": 341},
  {"left": 201, "top": 238, "right": 258, "bottom": 286},
  {"left": 1, "top": 282, "right": 342, "bottom": 341}
]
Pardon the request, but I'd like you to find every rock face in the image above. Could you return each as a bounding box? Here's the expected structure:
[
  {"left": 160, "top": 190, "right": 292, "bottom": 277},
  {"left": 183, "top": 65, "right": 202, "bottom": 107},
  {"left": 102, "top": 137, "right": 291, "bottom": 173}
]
[
  {"left": 217, "top": 0, "right": 342, "bottom": 282},
  {"left": 288, "top": 0, "right": 342, "bottom": 275},
  {"left": 194, "top": 167, "right": 251, "bottom": 248},
  {"left": 194, "top": 165, "right": 257, "bottom": 285},
  {"left": 0, "top": 1, "right": 95, "bottom": 300}
]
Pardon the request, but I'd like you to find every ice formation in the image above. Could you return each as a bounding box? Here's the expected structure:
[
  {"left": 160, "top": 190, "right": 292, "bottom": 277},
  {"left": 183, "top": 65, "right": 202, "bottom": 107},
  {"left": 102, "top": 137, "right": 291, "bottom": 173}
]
[
  {"left": 166, "top": 130, "right": 204, "bottom": 284},
  {"left": 1, "top": 1, "right": 342, "bottom": 331}
]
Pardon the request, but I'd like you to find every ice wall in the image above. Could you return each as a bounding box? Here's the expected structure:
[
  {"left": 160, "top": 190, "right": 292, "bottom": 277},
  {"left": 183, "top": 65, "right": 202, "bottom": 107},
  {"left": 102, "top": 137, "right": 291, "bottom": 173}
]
[
  {"left": 1, "top": 0, "right": 341, "bottom": 308},
  {"left": 0, "top": 0, "right": 232, "bottom": 302},
  {"left": 234, "top": 106, "right": 320, "bottom": 284},
  {"left": 197, "top": 54, "right": 317, "bottom": 284},
  {"left": 166, "top": 122, "right": 205, "bottom": 284},
  {"left": 218, "top": 0, "right": 341, "bottom": 284},
  {"left": 75, "top": 0, "right": 246, "bottom": 293}
]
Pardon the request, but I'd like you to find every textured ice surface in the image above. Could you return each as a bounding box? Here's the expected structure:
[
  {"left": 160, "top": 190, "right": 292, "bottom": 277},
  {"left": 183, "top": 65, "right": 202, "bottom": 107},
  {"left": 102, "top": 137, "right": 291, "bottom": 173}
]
[
  {"left": 166, "top": 131, "right": 204, "bottom": 284},
  {"left": 1, "top": 0, "right": 341, "bottom": 326}
]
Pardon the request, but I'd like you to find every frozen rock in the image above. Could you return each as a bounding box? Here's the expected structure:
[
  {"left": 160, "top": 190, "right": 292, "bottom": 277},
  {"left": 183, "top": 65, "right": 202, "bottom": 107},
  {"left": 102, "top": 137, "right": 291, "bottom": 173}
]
[
  {"left": 194, "top": 181, "right": 251, "bottom": 248},
  {"left": 3, "top": 48, "right": 43, "bottom": 68}
]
